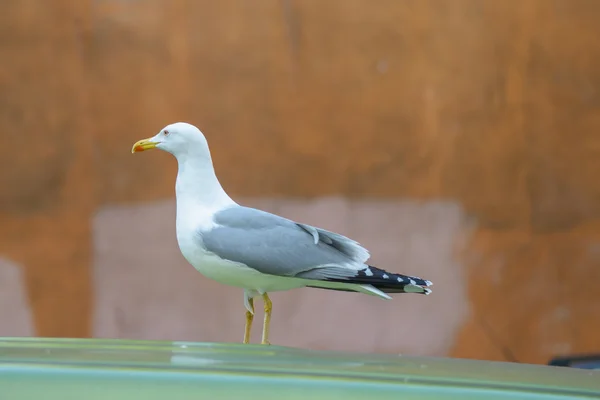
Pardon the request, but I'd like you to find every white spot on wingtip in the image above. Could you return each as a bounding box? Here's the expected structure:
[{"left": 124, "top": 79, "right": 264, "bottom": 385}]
[
  {"left": 403, "top": 284, "right": 424, "bottom": 293},
  {"left": 409, "top": 279, "right": 416, "bottom": 285},
  {"left": 382, "top": 274, "right": 389, "bottom": 279},
  {"left": 364, "top": 267, "right": 374, "bottom": 277},
  {"left": 397, "top": 277, "right": 404, "bottom": 283}
]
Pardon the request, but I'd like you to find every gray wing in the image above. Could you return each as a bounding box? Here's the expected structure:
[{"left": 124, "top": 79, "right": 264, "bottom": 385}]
[{"left": 198, "top": 205, "right": 370, "bottom": 280}]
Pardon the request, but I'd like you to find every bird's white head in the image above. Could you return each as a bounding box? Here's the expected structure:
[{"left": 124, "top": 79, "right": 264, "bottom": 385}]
[
  {"left": 131, "top": 122, "right": 210, "bottom": 162},
  {"left": 131, "top": 122, "right": 234, "bottom": 207}
]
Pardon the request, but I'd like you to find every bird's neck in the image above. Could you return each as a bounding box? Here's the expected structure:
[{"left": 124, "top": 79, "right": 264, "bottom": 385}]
[{"left": 174, "top": 154, "right": 235, "bottom": 212}]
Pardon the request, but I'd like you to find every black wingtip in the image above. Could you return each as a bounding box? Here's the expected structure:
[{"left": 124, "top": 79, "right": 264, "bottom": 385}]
[{"left": 323, "top": 265, "right": 432, "bottom": 295}]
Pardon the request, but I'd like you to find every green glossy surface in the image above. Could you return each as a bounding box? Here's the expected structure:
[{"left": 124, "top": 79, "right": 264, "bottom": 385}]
[{"left": 0, "top": 338, "right": 598, "bottom": 399}]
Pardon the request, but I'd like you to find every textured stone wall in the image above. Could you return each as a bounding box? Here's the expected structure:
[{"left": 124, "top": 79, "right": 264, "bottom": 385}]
[{"left": 0, "top": 0, "right": 599, "bottom": 364}]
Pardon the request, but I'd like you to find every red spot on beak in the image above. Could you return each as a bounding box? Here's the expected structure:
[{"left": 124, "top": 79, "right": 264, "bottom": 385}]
[{"left": 134, "top": 145, "right": 144, "bottom": 152}]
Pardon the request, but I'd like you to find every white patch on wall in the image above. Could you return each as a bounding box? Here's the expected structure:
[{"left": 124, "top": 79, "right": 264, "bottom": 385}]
[
  {"left": 0, "top": 257, "right": 35, "bottom": 336},
  {"left": 92, "top": 197, "right": 471, "bottom": 356}
]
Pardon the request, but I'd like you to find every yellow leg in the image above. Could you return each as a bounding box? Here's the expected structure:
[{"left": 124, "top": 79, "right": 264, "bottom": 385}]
[
  {"left": 261, "top": 293, "right": 272, "bottom": 345},
  {"left": 243, "top": 297, "right": 254, "bottom": 344}
]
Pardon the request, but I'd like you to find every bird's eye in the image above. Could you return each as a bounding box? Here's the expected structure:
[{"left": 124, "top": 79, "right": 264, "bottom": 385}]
[{"left": 163, "top": 130, "right": 170, "bottom": 136}]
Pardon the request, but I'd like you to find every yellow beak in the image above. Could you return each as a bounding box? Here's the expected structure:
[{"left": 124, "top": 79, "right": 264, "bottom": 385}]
[{"left": 131, "top": 138, "right": 158, "bottom": 153}]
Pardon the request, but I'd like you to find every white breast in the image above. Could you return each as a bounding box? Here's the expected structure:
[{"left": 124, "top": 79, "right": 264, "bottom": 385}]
[
  {"left": 179, "top": 239, "right": 306, "bottom": 292},
  {"left": 175, "top": 203, "right": 305, "bottom": 293}
]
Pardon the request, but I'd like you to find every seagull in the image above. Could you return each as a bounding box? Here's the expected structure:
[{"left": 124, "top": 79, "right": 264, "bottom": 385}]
[{"left": 131, "top": 122, "right": 433, "bottom": 345}]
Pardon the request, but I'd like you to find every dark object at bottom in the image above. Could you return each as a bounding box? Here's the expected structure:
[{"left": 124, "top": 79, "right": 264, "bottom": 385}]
[{"left": 549, "top": 354, "right": 600, "bottom": 370}]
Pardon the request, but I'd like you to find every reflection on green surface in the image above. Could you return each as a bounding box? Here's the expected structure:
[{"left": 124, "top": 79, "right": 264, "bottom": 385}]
[{"left": 0, "top": 338, "right": 598, "bottom": 399}]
